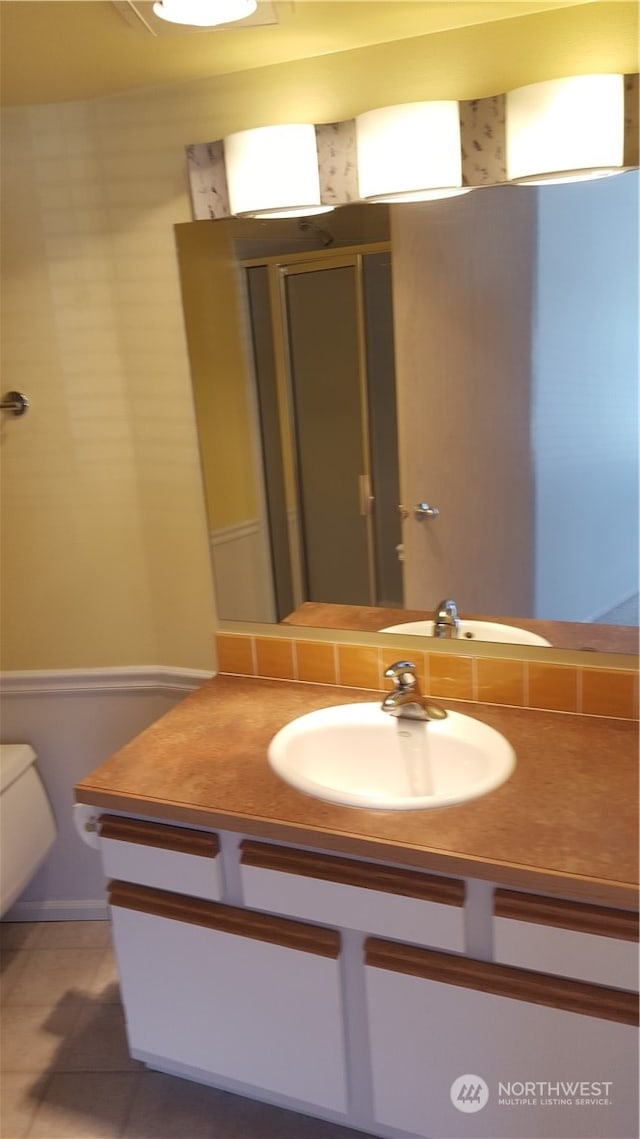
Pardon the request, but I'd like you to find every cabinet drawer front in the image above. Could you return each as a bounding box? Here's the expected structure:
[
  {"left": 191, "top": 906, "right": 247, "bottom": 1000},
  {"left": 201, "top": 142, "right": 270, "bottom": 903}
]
[
  {"left": 111, "top": 904, "right": 347, "bottom": 1113},
  {"left": 240, "top": 841, "right": 465, "bottom": 952},
  {"left": 108, "top": 880, "right": 340, "bottom": 958},
  {"left": 365, "top": 957, "right": 639, "bottom": 1139},
  {"left": 364, "top": 938, "right": 639, "bottom": 1024},
  {"left": 494, "top": 890, "right": 639, "bottom": 991},
  {"left": 99, "top": 816, "right": 221, "bottom": 901}
]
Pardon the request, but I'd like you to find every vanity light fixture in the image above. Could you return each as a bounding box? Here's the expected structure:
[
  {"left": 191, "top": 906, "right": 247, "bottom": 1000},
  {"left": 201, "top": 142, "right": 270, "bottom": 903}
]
[
  {"left": 224, "top": 123, "right": 334, "bottom": 218},
  {"left": 152, "top": 0, "right": 257, "bottom": 27},
  {"left": 506, "top": 74, "right": 625, "bottom": 185},
  {"left": 355, "top": 101, "right": 471, "bottom": 203}
]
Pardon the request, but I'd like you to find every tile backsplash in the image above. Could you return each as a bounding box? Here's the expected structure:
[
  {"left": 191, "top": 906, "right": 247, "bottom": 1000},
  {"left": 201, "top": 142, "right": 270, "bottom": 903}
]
[{"left": 217, "top": 633, "right": 639, "bottom": 720}]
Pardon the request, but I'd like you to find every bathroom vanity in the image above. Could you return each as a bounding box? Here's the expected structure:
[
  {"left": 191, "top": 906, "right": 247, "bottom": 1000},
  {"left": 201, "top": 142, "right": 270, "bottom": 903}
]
[{"left": 75, "top": 675, "right": 639, "bottom": 1139}]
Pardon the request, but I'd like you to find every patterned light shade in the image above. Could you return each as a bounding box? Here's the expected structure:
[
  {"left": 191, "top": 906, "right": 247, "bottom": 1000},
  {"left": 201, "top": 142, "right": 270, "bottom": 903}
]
[
  {"left": 224, "top": 124, "right": 334, "bottom": 218},
  {"left": 152, "top": 0, "right": 256, "bottom": 25},
  {"left": 506, "top": 75, "right": 625, "bottom": 184},
  {"left": 355, "top": 102, "right": 470, "bottom": 202}
]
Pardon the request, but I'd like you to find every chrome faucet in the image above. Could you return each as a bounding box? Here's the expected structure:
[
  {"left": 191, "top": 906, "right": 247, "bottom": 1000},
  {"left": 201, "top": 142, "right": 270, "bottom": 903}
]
[
  {"left": 382, "top": 661, "right": 447, "bottom": 721},
  {"left": 433, "top": 598, "right": 460, "bottom": 639}
]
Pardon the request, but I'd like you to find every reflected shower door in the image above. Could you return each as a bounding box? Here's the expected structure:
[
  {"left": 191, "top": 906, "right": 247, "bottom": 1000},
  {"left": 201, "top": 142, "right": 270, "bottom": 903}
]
[{"left": 246, "top": 248, "right": 402, "bottom": 615}]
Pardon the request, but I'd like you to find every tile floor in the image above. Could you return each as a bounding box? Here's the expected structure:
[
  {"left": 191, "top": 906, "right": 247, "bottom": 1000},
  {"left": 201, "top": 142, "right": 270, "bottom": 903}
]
[{"left": 0, "top": 921, "right": 375, "bottom": 1139}]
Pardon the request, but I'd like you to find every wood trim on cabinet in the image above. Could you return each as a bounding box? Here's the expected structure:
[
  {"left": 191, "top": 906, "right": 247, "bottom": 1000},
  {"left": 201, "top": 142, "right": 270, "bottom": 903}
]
[
  {"left": 239, "top": 840, "right": 464, "bottom": 906},
  {"left": 99, "top": 815, "right": 219, "bottom": 858},
  {"left": 364, "top": 938, "right": 639, "bottom": 1026},
  {"left": 494, "top": 889, "right": 639, "bottom": 942},
  {"left": 108, "top": 880, "right": 340, "bottom": 959}
]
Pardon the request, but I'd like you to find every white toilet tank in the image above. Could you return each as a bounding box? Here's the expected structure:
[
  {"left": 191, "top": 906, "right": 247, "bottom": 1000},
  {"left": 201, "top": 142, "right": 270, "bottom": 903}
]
[{"left": 0, "top": 744, "right": 57, "bottom": 917}]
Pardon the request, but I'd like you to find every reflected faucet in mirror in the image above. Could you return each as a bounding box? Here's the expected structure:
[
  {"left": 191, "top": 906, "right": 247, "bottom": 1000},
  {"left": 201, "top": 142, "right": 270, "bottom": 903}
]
[
  {"left": 379, "top": 604, "right": 553, "bottom": 647},
  {"left": 433, "top": 599, "right": 460, "bottom": 639}
]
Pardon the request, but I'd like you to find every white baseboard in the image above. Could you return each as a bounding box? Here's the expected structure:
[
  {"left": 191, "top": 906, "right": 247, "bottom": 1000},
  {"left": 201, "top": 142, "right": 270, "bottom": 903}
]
[
  {"left": 3, "top": 899, "right": 109, "bottom": 922},
  {"left": 591, "top": 590, "right": 639, "bottom": 626}
]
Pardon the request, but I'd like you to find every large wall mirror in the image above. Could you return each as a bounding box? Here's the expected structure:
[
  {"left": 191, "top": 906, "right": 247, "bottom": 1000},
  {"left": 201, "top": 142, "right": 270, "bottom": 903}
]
[{"left": 175, "top": 171, "right": 639, "bottom": 656}]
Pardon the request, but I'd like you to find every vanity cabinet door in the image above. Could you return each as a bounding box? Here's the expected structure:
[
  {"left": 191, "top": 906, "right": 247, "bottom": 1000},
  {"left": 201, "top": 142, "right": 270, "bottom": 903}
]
[
  {"left": 493, "top": 889, "right": 639, "bottom": 991},
  {"left": 364, "top": 938, "right": 638, "bottom": 1139},
  {"left": 108, "top": 881, "right": 347, "bottom": 1113},
  {"left": 239, "top": 840, "right": 465, "bottom": 951},
  {"left": 98, "top": 815, "right": 222, "bottom": 901}
]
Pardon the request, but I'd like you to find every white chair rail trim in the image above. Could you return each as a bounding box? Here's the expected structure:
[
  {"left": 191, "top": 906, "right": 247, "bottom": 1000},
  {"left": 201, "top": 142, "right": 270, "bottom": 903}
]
[{"left": 0, "top": 667, "right": 213, "bottom": 696}]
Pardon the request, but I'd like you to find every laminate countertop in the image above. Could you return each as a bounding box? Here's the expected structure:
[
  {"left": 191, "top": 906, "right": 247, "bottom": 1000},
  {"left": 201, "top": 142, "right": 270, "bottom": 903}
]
[{"left": 75, "top": 675, "right": 639, "bottom": 909}]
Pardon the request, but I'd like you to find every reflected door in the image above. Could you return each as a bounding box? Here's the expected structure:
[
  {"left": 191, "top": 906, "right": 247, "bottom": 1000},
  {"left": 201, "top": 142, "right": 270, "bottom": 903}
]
[{"left": 392, "top": 189, "right": 536, "bottom": 616}]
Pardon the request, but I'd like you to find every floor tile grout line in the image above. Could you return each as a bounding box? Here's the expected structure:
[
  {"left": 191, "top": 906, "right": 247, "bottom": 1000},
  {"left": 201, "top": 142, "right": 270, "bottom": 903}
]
[
  {"left": 0, "top": 949, "right": 32, "bottom": 1006},
  {"left": 116, "top": 1067, "right": 145, "bottom": 1139},
  {"left": 23, "top": 1067, "right": 56, "bottom": 1139}
]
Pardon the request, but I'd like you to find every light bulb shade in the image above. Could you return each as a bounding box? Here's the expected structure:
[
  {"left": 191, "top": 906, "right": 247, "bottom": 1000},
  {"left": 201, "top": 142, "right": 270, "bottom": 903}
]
[
  {"left": 152, "top": 0, "right": 257, "bottom": 27},
  {"left": 224, "top": 124, "right": 332, "bottom": 218},
  {"left": 506, "top": 74, "right": 625, "bottom": 184},
  {"left": 356, "top": 102, "right": 466, "bottom": 202}
]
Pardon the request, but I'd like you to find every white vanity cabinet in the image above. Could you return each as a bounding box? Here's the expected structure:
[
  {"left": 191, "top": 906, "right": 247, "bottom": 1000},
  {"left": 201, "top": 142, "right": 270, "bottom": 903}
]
[
  {"left": 364, "top": 938, "right": 639, "bottom": 1139},
  {"left": 493, "top": 888, "right": 639, "bottom": 991},
  {"left": 108, "top": 879, "right": 347, "bottom": 1112},
  {"left": 239, "top": 840, "right": 465, "bottom": 951},
  {"left": 94, "top": 813, "right": 639, "bottom": 1139}
]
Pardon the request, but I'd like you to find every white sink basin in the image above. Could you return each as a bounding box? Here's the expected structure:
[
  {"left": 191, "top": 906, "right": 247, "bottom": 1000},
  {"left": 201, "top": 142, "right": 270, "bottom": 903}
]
[
  {"left": 380, "top": 619, "right": 551, "bottom": 647},
  {"left": 268, "top": 703, "right": 515, "bottom": 810}
]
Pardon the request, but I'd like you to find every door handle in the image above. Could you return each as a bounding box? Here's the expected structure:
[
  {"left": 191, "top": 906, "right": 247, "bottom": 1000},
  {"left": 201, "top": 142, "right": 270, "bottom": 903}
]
[
  {"left": 414, "top": 502, "right": 440, "bottom": 519},
  {"left": 399, "top": 502, "right": 440, "bottom": 520}
]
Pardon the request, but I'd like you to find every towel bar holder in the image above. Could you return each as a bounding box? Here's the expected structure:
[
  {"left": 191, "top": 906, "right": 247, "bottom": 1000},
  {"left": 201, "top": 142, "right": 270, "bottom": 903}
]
[{"left": 1, "top": 391, "right": 29, "bottom": 417}]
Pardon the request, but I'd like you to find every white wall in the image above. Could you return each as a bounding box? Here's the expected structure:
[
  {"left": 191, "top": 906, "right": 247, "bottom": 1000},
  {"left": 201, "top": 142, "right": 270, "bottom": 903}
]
[
  {"left": 533, "top": 171, "right": 639, "bottom": 621},
  {"left": 0, "top": 669, "right": 210, "bottom": 921}
]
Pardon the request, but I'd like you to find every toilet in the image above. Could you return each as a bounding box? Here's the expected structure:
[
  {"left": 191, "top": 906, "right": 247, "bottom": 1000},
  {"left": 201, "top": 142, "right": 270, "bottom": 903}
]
[{"left": 0, "top": 744, "right": 57, "bottom": 918}]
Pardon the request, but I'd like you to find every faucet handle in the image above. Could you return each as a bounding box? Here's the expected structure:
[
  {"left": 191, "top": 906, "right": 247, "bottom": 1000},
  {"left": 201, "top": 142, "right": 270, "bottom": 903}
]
[{"left": 384, "top": 660, "right": 418, "bottom": 690}]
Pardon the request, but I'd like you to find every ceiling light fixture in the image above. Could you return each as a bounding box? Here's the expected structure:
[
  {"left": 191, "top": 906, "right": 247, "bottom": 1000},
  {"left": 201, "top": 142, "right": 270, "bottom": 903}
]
[
  {"left": 355, "top": 102, "right": 471, "bottom": 203},
  {"left": 224, "top": 124, "right": 334, "bottom": 218},
  {"left": 506, "top": 74, "right": 625, "bottom": 185},
  {"left": 152, "top": 0, "right": 257, "bottom": 27}
]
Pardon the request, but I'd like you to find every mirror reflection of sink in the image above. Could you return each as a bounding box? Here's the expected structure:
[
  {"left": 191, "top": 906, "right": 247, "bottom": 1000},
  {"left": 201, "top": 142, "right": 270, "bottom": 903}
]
[
  {"left": 380, "top": 619, "right": 551, "bottom": 647},
  {"left": 268, "top": 703, "right": 516, "bottom": 810}
]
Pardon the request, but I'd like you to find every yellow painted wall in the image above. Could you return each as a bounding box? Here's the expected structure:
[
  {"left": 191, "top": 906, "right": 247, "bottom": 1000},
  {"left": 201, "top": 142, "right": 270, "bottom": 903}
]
[
  {"left": 175, "top": 222, "right": 258, "bottom": 533},
  {"left": 0, "top": 101, "right": 217, "bottom": 670},
  {"left": 0, "top": 3, "right": 637, "bottom": 670}
]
